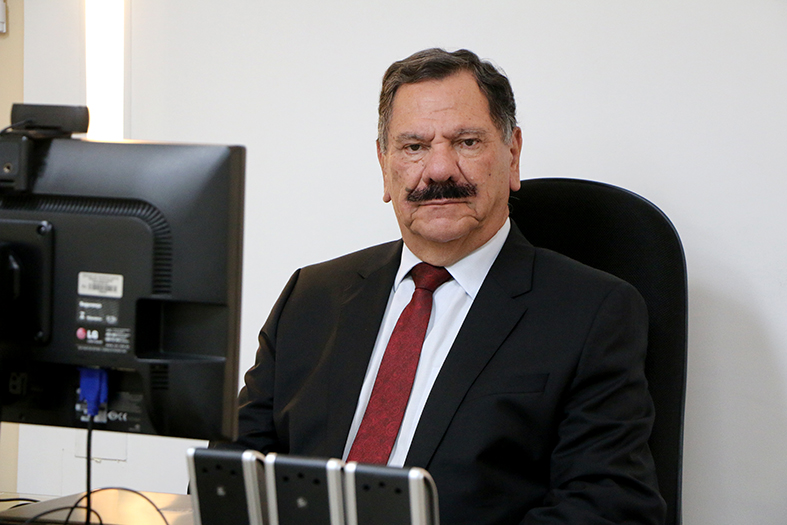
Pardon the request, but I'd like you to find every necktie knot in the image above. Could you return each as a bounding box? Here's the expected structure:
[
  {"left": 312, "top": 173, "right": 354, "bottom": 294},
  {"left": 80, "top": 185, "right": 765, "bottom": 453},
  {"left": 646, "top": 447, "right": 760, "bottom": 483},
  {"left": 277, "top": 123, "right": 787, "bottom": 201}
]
[{"left": 410, "top": 263, "right": 452, "bottom": 293}]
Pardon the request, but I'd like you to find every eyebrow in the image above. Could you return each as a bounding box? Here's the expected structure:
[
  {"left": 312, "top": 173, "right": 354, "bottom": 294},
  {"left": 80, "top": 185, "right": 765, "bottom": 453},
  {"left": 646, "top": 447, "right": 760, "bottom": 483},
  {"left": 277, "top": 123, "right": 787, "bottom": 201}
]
[
  {"left": 393, "top": 132, "right": 427, "bottom": 144},
  {"left": 392, "top": 128, "right": 491, "bottom": 144},
  {"left": 454, "top": 128, "right": 490, "bottom": 138}
]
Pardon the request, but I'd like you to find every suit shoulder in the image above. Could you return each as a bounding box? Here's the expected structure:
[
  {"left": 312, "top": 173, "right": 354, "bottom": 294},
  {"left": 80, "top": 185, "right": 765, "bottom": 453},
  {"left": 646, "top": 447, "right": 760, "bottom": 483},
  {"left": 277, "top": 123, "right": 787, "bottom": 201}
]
[{"left": 297, "top": 239, "right": 402, "bottom": 282}]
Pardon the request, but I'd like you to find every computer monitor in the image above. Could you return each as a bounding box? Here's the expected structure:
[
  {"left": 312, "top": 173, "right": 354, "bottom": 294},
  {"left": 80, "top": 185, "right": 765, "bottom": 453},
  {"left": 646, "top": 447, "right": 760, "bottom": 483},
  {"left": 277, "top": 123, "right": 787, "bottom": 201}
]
[{"left": 0, "top": 135, "right": 244, "bottom": 441}]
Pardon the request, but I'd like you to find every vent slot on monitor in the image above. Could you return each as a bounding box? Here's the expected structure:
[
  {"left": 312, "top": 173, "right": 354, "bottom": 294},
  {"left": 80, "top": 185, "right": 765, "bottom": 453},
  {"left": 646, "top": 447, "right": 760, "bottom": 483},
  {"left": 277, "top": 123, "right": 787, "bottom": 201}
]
[{"left": 150, "top": 363, "right": 170, "bottom": 391}]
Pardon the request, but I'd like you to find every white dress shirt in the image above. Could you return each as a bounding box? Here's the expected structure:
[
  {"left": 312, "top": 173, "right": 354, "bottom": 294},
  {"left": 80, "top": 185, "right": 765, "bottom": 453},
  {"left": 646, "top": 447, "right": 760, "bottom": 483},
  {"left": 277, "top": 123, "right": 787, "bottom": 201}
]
[{"left": 342, "top": 219, "right": 511, "bottom": 466}]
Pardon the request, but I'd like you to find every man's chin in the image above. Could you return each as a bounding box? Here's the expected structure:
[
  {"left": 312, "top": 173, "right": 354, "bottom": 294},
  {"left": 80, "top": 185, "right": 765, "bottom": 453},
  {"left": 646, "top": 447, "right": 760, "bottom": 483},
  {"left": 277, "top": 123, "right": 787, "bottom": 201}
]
[{"left": 408, "top": 219, "right": 478, "bottom": 245}]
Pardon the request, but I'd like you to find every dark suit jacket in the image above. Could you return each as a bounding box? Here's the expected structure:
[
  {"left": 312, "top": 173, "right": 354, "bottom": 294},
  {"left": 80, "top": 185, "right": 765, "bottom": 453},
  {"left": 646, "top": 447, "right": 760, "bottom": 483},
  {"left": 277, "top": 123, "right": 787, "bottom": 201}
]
[{"left": 235, "top": 225, "right": 666, "bottom": 525}]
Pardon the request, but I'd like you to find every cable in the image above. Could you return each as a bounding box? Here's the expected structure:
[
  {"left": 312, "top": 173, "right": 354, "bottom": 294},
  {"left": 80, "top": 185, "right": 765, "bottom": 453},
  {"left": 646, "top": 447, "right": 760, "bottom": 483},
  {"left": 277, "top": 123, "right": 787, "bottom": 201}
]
[
  {"left": 64, "top": 488, "right": 171, "bottom": 525},
  {"left": 4, "top": 370, "right": 167, "bottom": 525},
  {"left": 0, "top": 118, "right": 33, "bottom": 135},
  {"left": 78, "top": 368, "right": 105, "bottom": 525},
  {"left": 20, "top": 505, "right": 103, "bottom": 525},
  {"left": 85, "top": 415, "right": 94, "bottom": 525},
  {"left": 0, "top": 497, "right": 40, "bottom": 511}
]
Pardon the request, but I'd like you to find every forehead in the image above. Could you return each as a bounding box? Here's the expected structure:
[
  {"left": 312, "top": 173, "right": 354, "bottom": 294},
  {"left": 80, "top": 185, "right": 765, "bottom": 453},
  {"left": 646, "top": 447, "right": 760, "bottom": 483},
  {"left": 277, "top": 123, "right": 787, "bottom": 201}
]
[{"left": 388, "top": 71, "right": 496, "bottom": 135}]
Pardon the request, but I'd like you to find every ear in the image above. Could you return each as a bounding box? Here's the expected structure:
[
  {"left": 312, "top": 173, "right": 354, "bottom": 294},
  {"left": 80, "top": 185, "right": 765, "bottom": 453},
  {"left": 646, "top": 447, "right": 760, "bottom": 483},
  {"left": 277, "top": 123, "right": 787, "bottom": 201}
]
[
  {"left": 377, "top": 139, "right": 384, "bottom": 168},
  {"left": 378, "top": 140, "right": 392, "bottom": 203},
  {"left": 508, "top": 127, "right": 523, "bottom": 192}
]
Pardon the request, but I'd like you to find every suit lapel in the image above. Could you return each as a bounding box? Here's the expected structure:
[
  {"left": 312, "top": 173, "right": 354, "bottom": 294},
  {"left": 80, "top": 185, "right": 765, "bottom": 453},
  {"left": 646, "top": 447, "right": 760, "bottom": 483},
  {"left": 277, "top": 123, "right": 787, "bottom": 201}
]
[
  {"left": 321, "top": 241, "right": 403, "bottom": 456},
  {"left": 406, "top": 226, "right": 535, "bottom": 467}
]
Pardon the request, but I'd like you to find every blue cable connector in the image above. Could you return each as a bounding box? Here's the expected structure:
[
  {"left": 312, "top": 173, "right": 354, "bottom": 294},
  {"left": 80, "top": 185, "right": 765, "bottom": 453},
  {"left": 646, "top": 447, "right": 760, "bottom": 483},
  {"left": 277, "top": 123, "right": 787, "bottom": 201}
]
[{"left": 78, "top": 367, "right": 108, "bottom": 417}]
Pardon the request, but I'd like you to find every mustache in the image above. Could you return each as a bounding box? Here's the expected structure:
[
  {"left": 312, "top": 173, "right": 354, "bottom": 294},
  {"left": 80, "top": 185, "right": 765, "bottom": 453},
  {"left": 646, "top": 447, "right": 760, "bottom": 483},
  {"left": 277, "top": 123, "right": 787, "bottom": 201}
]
[{"left": 407, "top": 181, "right": 478, "bottom": 202}]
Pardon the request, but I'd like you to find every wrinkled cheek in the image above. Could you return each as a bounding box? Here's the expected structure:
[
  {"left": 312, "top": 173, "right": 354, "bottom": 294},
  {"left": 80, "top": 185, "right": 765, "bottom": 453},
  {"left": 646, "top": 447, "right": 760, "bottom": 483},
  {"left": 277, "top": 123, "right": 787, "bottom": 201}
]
[
  {"left": 392, "top": 161, "right": 424, "bottom": 184},
  {"left": 388, "top": 198, "right": 413, "bottom": 225}
]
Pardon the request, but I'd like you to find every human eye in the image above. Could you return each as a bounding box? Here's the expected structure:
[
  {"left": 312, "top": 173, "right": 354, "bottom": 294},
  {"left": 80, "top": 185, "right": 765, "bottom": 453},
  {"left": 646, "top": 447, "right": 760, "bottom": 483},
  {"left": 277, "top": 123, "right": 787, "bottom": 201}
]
[{"left": 457, "top": 136, "right": 482, "bottom": 150}]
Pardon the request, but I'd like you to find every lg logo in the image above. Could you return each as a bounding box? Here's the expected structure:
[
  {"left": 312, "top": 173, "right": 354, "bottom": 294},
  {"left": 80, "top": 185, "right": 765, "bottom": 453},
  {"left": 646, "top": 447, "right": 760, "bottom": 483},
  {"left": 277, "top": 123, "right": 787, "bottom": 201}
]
[{"left": 76, "top": 328, "right": 100, "bottom": 340}]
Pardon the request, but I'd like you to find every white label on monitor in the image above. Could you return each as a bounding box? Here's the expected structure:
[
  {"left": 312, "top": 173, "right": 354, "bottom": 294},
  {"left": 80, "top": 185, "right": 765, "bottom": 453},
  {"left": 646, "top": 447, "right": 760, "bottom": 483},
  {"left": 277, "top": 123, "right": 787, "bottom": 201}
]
[{"left": 78, "top": 272, "right": 124, "bottom": 299}]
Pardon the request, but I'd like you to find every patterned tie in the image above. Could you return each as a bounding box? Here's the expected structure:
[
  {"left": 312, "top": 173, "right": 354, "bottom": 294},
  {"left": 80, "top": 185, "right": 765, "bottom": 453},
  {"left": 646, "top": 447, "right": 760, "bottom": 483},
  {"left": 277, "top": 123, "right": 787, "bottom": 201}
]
[{"left": 347, "top": 262, "right": 453, "bottom": 464}]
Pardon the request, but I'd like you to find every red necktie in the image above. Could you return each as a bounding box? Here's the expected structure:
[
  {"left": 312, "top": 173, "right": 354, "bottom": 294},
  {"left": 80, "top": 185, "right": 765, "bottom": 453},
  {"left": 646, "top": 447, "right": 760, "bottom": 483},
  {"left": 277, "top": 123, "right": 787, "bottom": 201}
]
[{"left": 347, "top": 262, "right": 452, "bottom": 464}]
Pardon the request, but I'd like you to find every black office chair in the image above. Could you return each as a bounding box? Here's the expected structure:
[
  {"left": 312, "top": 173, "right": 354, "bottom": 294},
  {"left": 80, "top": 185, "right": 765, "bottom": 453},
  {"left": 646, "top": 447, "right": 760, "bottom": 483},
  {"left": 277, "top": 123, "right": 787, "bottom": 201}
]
[{"left": 509, "top": 178, "right": 687, "bottom": 525}]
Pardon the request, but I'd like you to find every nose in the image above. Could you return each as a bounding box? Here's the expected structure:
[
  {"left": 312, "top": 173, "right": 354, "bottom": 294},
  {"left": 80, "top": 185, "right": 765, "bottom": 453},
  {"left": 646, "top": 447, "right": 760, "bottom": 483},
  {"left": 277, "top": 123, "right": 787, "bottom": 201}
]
[{"left": 422, "top": 143, "right": 458, "bottom": 183}]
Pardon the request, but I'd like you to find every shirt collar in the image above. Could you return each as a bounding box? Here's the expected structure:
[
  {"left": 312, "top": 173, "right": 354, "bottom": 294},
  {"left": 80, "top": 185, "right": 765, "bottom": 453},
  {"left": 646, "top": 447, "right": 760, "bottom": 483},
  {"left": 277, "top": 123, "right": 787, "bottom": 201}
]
[{"left": 395, "top": 219, "right": 511, "bottom": 299}]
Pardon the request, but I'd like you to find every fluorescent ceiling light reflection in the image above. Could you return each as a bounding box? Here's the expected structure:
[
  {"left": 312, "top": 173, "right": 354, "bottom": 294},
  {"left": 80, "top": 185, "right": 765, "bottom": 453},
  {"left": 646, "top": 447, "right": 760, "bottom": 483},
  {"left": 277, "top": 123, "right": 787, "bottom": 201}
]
[{"left": 85, "top": 0, "right": 124, "bottom": 140}]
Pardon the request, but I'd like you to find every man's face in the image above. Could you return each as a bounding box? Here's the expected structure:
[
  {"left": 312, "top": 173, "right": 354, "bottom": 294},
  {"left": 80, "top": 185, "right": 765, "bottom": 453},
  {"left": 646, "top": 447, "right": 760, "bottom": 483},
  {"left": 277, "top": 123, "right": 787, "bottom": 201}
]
[{"left": 378, "top": 71, "right": 522, "bottom": 264}]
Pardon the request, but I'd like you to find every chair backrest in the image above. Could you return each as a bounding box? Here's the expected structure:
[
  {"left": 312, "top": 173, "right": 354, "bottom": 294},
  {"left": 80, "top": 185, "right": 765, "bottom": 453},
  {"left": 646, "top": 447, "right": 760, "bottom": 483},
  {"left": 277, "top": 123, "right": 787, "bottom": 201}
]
[{"left": 509, "top": 178, "right": 687, "bottom": 525}]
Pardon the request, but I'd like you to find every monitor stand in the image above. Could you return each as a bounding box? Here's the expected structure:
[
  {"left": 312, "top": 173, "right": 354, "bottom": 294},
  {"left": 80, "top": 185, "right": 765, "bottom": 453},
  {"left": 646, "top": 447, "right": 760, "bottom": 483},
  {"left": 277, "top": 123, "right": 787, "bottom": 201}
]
[{"left": 0, "top": 489, "right": 193, "bottom": 525}]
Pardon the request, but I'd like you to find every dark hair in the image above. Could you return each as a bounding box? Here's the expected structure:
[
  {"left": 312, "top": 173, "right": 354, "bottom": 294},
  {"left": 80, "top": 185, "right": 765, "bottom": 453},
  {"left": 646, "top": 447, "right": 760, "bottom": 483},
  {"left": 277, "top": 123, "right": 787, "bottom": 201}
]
[{"left": 378, "top": 48, "right": 517, "bottom": 152}]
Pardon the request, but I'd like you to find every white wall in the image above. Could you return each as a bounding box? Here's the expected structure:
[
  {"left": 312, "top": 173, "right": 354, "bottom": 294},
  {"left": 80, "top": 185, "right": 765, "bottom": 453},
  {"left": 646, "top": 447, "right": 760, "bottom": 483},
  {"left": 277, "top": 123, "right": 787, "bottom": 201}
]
[
  {"left": 0, "top": 0, "right": 25, "bottom": 493},
  {"left": 19, "top": 1, "right": 787, "bottom": 523}
]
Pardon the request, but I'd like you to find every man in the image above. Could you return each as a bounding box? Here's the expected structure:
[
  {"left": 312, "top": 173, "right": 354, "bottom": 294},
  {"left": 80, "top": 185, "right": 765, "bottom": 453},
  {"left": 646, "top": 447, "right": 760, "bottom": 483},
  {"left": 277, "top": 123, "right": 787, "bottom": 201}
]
[{"left": 235, "top": 48, "right": 666, "bottom": 524}]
